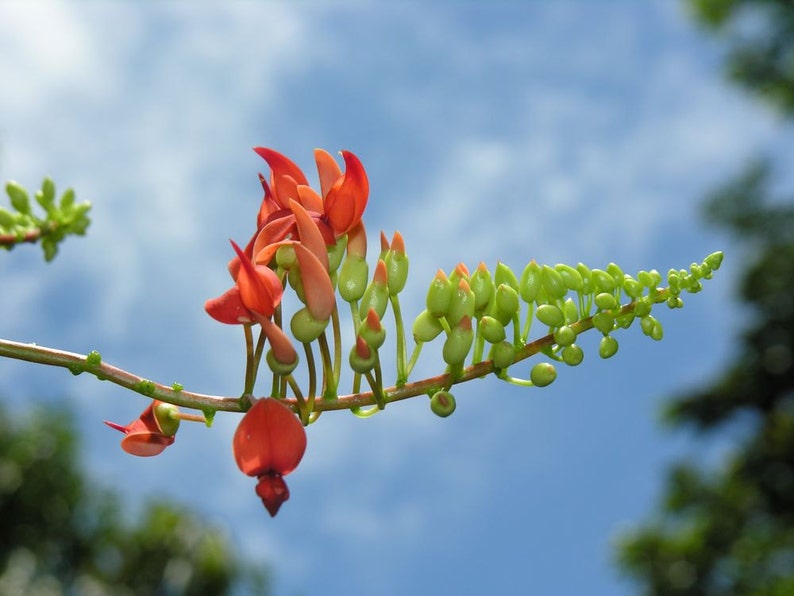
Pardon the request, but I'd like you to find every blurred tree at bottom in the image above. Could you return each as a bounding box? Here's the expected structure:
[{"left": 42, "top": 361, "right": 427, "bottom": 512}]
[
  {"left": 615, "top": 162, "right": 794, "bottom": 594},
  {"left": 0, "top": 403, "right": 268, "bottom": 595}
]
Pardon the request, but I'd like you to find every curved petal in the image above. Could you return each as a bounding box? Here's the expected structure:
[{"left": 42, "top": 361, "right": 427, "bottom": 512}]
[
  {"left": 293, "top": 243, "right": 336, "bottom": 321},
  {"left": 204, "top": 286, "right": 255, "bottom": 325},
  {"left": 289, "top": 199, "right": 329, "bottom": 271},
  {"left": 231, "top": 240, "right": 283, "bottom": 317},
  {"left": 323, "top": 150, "right": 369, "bottom": 236},
  {"left": 314, "top": 148, "right": 342, "bottom": 199},
  {"left": 253, "top": 147, "right": 309, "bottom": 187}
]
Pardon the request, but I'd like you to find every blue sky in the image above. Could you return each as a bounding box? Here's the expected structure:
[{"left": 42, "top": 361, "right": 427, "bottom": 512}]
[{"left": 0, "top": 2, "right": 789, "bottom": 595}]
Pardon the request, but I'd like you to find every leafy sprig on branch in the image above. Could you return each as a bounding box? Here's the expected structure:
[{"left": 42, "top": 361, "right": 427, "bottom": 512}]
[{"left": 0, "top": 178, "right": 91, "bottom": 261}]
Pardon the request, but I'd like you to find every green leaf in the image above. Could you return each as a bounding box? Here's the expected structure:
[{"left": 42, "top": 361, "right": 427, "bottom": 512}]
[
  {"left": 6, "top": 181, "right": 31, "bottom": 215},
  {"left": 35, "top": 177, "right": 56, "bottom": 212}
]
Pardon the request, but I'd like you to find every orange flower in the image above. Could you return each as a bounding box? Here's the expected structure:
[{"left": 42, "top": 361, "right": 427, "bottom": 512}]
[
  {"left": 233, "top": 398, "right": 307, "bottom": 516},
  {"left": 251, "top": 148, "right": 370, "bottom": 258}
]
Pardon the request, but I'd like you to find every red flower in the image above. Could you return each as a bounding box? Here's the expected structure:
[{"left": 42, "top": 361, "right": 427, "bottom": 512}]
[
  {"left": 104, "top": 400, "right": 179, "bottom": 457},
  {"left": 251, "top": 148, "right": 370, "bottom": 254},
  {"left": 233, "top": 398, "right": 307, "bottom": 516}
]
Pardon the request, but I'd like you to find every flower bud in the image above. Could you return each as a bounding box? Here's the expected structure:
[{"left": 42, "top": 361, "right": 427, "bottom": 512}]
[
  {"left": 553, "top": 325, "right": 576, "bottom": 347},
  {"left": 338, "top": 255, "right": 369, "bottom": 302},
  {"left": 592, "top": 311, "right": 615, "bottom": 334},
  {"left": 634, "top": 297, "right": 652, "bottom": 318},
  {"left": 490, "top": 340, "right": 516, "bottom": 369},
  {"left": 290, "top": 307, "right": 329, "bottom": 343},
  {"left": 358, "top": 308, "right": 386, "bottom": 349},
  {"left": 266, "top": 348, "right": 299, "bottom": 375},
  {"left": 623, "top": 275, "right": 644, "bottom": 299},
  {"left": 563, "top": 298, "right": 579, "bottom": 324},
  {"left": 276, "top": 244, "right": 297, "bottom": 269},
  {"left": 577, "top": 263, "right": 593, "bottom": 293},
  {"left": 426, "top": 269, "right": 452, "bottom": 317},
  {"left": 554, "top": 264, "right": 583, "bottom": 292},
  {"left": 594, "top": 292, "right": 618, "bottom": 310},
  {"left": 446, "top": 278, "right": 476, "bottom": 327},
  {"left": 536, "top": 304, "right": 565, "bottom": 328},
  {"left": 359, "top": 259, "right": 389, "bottom": 320},
  {"left": 327, "top": 234, "right": 347, "bottom": 272},
  {"left": 704, "top": 251, "right": 723, "bottom": 271},
  {"left": 470, "top": 263, "right": 495, "bottom": 313},
  {"left": 530, "top": 362, "right": 557, "bottom": 387},
  {"left": 430, "top": 391, "right": 456, "bottom": 417},
  {"left": 606, "top": 262, "right": 624, "bottom": 286},
  {"left": 479, "top": 315, "right": 506, "bottom": 344},
  {"left": 493, "top": 283, "right": 520, "bottom": 325},
  {"left": 385, "top": 231, "right": 408, "bottom": 295},
  {"left": 599, "top": 335, "right": 619, "bottom": 358},
  {"left": 591, "top": 269, "right": 616, "bottom": 293},
  {"left": 5, "top": 181, "right": 31, "bottom": 215},
  {"left": 442, "top": 315, "right": 474, "bottom": 366},
  {"left": 412, "top": 309, "right": 444, "bottom": 343},
  {"left": 562, "top": 344, "right": 584, "bottom": 366},
  {"left": 494, "top": 262, "right": 519, "bottom": 291},
  {"left": 519, "top": 261, "right": 542, "bottom": 303},
  {"left": 542, "top": 265, "right": 567, "bottom": 300},
  {"left": 641, "top": 315, "right": 663, "bottom": 340},
  {"left": 349, "top": 335, "right": 378, "bottom": 373}
]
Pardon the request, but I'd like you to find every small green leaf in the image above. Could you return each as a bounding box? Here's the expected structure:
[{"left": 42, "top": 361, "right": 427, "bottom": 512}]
[{"left": 6, "top": 181, "right": 31, "bottom": 215}]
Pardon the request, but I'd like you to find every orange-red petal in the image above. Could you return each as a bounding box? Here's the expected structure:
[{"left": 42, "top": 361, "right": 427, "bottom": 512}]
[
  {"left": 231, "top": 240, "right": 283, "bottom": 317},
  {"left": 323, "top": 151, "right": 369, "bottom": 236}
]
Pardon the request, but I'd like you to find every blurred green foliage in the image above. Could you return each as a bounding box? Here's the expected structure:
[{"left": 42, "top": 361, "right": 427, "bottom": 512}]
[
  {"left": 615, "top": 1, "right": 794, "bottom": 592},
  {"left": 0, "top": 403, "right": 269, "bottom": 595}
]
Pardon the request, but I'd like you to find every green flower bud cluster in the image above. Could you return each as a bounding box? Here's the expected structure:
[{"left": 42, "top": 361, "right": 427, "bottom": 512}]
[
  {"left": 1, "top": 178, "right": 92, "bottom": 261},
  {"left": 408, "top": 251, "right": 723, "bottom": 396}
]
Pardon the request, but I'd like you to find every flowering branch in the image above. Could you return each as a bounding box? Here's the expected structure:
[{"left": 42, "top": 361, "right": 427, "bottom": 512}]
[{"left": 1, "top": 148, "right": 724, "bottom": 516}]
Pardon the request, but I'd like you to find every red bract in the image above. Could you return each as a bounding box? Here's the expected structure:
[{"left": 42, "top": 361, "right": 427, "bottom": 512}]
[
  {"left": 104, "top": 400, "right": 178, "bottom": 457},
  {"left": 233, "top": 398, "right": 307, "bottom": 517}
]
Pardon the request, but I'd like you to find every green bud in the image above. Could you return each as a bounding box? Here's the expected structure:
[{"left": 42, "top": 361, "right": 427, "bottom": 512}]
[
  {"left": 562, "top": 344, "right": 584, "bottom": 366},
  {"left": 623, "top": 275, "right": 644, "bottom": 299},
  {"left": 154, "top": 402, "right": 181, "bottom": 437},
  {"left": 599, "top": 335, "right": 619, "bottom": 358},
  {"left": 592, "top": 311, "right": 615, "bottom": 334},
  {"left": 594, "top": 292, "right": 618, "bottom": 311},
  {"left": 339, "top": 255, "right": 369, "bottom": 302},
  {"left": 412, "top": 310, "right": 444, "bottom": 343},
  {"left": 563, "top": 298, "right": 579, "bottom": 324},
  {"left": 349, "top": 337, "right": 377, "bottom": 373},
  {"left": 530, "top": 362, "right": 557, "bottom": 387},
  {"left": 542, "top": 265, "right": 567, "bottom": 300},
  {"left": 359, "top": 263, "right": 390, "bottom": 321},
  {"left": 576, "top": 263, "right": 593, "bottom": 293},
  {"left": 442, "top": 316, "right": 474, "bottom": 366},
  {"left": 385, "top": 249, "right": 409, "bottom": 295},
  {"left": 290, "top": 307, "right": 329, "bottom": 343},
  {"left": 536, "top": 304, "right": 565, "bottom": 328},
  {"left": 704, "top": 251, "right": 723, "bottom": 271},
  {"left": 638, "top": 269, "right": 662, "bottom": 288},
  {"left": 493, "top": 283, "right": 520, "bottom": 325},
  {"left": 59, "top": 188, "right": 75, "bottom": 210},
  {"left": 426, "top": 270, "right": 453, "bottom": 317},
  {"left": 470, "top": 263, "right": 495, "bottom": 313},
  {"left": 276, "top": 244, "right": 297, "bottom": 269},
  {"left": 0, "top": 207, "right": 15, "bottom": 230},
  {"left": 35, "top": 178, "right": 56, "bottom": 212},
  {"left": 554, "top": 264, "right": 583, "bottom": 292},
  {"left": 553, "top": 325, "right": 576, "bottom": 347},
  {"left": 490, "top": 340, "right": 516, "bottom": 369},
  {"left": 591, "top": 269, "right": 615, "bottom": 293},
  {"left": 430, "top": 391, "right": 456, "bottom": 417},
  {"left": 519, "top": 261, "right": 542, "bottom": 303},
  {"left": 479, "top": 315, "right": 506, "bottom": 344},
  {"left": 327, "top": 234, "right": 347, "bottom": 272},
  {"left": 641, "top": 315, "right": 662, "bottom": 340},
  {"left": 667, "top": 296, "right": 684, "bottom": 309},
  {"left": 616, "top": 313, "right": 635, "bottom": 329},
  {"left": 689, "top": 262, "right": 703, "bottom": 279},
  {"left": 606, "top": 262, "right": 624, "bottom": 286},
  {"left": 358, "top": 309, "right": 386, "bottom": 349},
  {"left": 287, "top": 265, "right": 306, "bottom": 303},
  {"left": 5, "top": 181, "right": 31, "bottom": 215},
  {"left": 447, "top": 278, "right": 476, "bottom": 327},
  {"left": 266, "top": 349, "right": 299, "bottom": 375},
  {"left": 634, "top": 297, "right": 652, "bottom": 318},
  {"left": 494, "top": 261, "right": 519, "bottom": 291}
]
